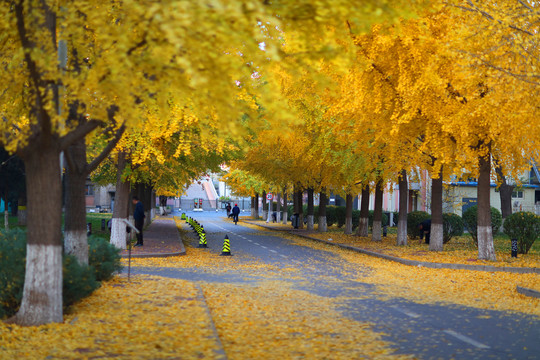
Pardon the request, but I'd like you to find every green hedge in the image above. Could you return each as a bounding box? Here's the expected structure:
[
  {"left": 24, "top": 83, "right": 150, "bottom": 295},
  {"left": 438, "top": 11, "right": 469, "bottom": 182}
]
[
  {"left": 503, "top": 212, "right": 540, "bottom": 254},
  {"left": 0, "top": 230, "right": 121, "bottom": 319},
  {"left": 407, "top": 211, "right": 431, "bottom": 239},
  {"left": 88, "top": 235, "right": 122, "bottom": 281},
  {"left": 443, "top": 213, "right": 464, "bottom": 244},
  {"left": 462, "top": 205, "right": 502, "bottom": 245}
]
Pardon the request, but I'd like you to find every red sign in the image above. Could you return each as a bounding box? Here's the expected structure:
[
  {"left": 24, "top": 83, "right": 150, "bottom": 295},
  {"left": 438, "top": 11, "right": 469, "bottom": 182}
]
[{"left": 266, "top": 193, "right": 273, "bottom": 200}]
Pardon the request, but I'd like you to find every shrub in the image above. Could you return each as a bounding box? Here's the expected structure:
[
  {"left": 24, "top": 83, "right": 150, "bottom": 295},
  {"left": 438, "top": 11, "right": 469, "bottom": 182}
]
[
  {"left": 503, "top": 212, "right": 540, "bottom": 254},
  {"left": 443, "top": 213, "right": 464, "bottom": 244},
  {"left": 326, "top": 206, "right": 337, "bottom": 227},
  {"left": 462, "top": 206, "right": 502, "bottom": 245},
  {"left": 352, "top": 210, "right": 361, "bottom": 230},
  {"left": 335, "top": 206, "right": 347, "bottom": 228},
  {"left": 63, "top": 255, "right": 100, "bottom": 309},
  {"left": 0, "top": 230, "right": 108, "bottom": 319},
  {"left": 367, "top": 210, "right": 389, "bottom": 228},
  {"left": 0, "top": 229, "right": 26, "bottom": 319},
  {"left": 88, "top": 235, "right": 122, "bottom": 281},
  {"left": 407, "top": 211, "right": 431, "bottom": 239}
]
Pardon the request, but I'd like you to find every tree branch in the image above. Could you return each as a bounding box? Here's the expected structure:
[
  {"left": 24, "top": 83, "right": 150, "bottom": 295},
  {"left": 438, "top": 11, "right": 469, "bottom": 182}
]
[
  {"left": 87, "top": 124, "right": 126, "bottom": 173},
  {"left": 59, "top": 119, "right": 102, "bottom": 151}
]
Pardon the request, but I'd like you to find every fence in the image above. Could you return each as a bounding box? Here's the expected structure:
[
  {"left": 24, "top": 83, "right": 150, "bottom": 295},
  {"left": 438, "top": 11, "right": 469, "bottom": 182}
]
[
  {"left": 517, "top": 204, "right": 540, "bottom": 215},
  {"left": 178, "top": 198, "right": 251, "bottom": 212}
]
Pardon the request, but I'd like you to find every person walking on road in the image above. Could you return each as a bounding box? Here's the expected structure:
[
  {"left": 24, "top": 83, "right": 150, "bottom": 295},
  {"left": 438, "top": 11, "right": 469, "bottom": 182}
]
[
  {"left": 133, "top": 196, "right": 145, "bottom": 246},
  {"left": 226, "top": 203, "right": 232, "bottom": 217},
  {"left": 232, "top": 203, "right": 240, "bottom": 224}
]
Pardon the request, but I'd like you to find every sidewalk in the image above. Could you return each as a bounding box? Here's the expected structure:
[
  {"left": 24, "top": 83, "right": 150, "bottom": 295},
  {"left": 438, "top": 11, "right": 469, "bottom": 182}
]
[{"left": 121, "top": 216, "right": 186, "bottom": 258}]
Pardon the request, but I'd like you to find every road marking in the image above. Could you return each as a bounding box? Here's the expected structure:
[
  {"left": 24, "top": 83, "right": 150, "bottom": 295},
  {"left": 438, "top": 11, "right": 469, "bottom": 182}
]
[
  {"left": 247, "top": 239, "right": 252, "bottom": 242},
  {"left": 261, "top": 246, "right": 267, "bottom": 249},
  {"left": 254, "top": 242, "right": 260, "bottom": 245},
  {"left": 390, "top": 306, "right": 421, "bottom": 318},
  {"left": 443, "top": 330, "right": 490, "bottom": 349},
  {"left": 280, "top": 254, "right": 288, "bottom": 258},
  {"left": 269, "top": 250, "right": 277, "bottom": 253}
]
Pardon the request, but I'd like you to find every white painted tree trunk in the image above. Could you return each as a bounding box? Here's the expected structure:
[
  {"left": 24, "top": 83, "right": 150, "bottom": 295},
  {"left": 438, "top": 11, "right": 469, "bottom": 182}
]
[
  {"left": 478, "top": 226, "right": 496, "bottom": 260},
  {"left": 110, "top": 218, "right": 127, "bottom": 249},
  {"left": 397, "top": 220, "right": 407, "bottom": 246},
  {"left": 151, "top": 208, "right": 156, "bottom": 220},
  {"left": 4, "top": 210, "right": 9, "bottom": 231},
  {"left": 17, "top": 207, "right": 27, "bottom": 226},
  {"left": 429, "top": 223, "right": 444, "bottom": 251},
  {"left": 63, "top": 230, "right": 89, "bottom": 265},
  {"left": 159, "top": 206, "right": 165, "bottom": 215},
  {"left": 266, "top": 199, "right": 272, "bottom": 223},
  {"left": 307, "top": 215, "right": 314, "bottom": 231},
  {"left": 318, "top": 216, "right": 327, "bottom": 232},
  {"left": 358, "top": 217, "right": 368, "bottom": 237},
  {"left": 372, "top": 220, "right": 382, "bottom": 241},
  {"left": 262, "top": 209, "right": 268, "bottom": 221},
  {"left": 16, "top": 244, "right": 63, "bottom": 325}
]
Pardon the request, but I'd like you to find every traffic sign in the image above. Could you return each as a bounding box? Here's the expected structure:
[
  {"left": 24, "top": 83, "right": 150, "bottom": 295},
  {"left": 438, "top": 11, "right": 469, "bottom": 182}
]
[{"left": 266, "top": 193, "right": 273, "bottom": 200}]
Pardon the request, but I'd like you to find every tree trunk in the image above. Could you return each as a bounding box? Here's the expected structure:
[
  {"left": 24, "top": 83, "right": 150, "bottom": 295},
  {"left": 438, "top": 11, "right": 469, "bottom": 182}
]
[
  {"left": 144, "top": 184, "right": 152, "bottom": 226},
  {"left": 150, "top": 189, "right": 156, "bottom": 220},
  {"left": 64, "top": 138, "right": 89, "bottom": 265},
  {"left": 357, "top": 185, "right": 369, "bottom": 237},
  {"left": 307, "top": 188, "right": 314, "bottom": 231},
  {"left": 254, "top": 193, "right": 259, "bottom": 219},
  {"left": 276, "top": 193, "right": 281, "bottom": 223},
  {"left": 294, "top": 186, "right": 303, "bottom": 229},
  {"left": 397, "top": 170, "right": 408, "bottom": 246},
  {"left": 262, "top": 190, "right": 268, "bottom": 221},
  {"left": 282, "top": 191, "right": 288, "bottom": 224},
  {"left": 429, "top": 170, "right": 444, "bottom": 252},
  {"left": 3, "top": 188, "right": 8, "bottom": 231},
  {"left": 250, "top": 196, "right": 255, "bottom": 218},
  {"left": 372, "top": 180, "right": 383, "bottom": 242},
  {"left": 478, "top": 154, "right": 496, "bottom": 260},
  {"left": 13, "top": 147, "right": 63, "bottom": 326},
  {"left": 318, "top": 190, "right": 327, "bottom": 232},
  {"left": 111, "top": 152, "right": 130, "bottom": 250},
  {"left": 17, "top": 193, "right": 27, "bottom": 226},
  {"left": 494, "top": 162, "right": 514, "bottom": 220},
  {"left": 344, "top": 193, "right": 353, "bottom": 235},
  {"left": 4, "top": 210, "right": 8, "bottom": 231}
]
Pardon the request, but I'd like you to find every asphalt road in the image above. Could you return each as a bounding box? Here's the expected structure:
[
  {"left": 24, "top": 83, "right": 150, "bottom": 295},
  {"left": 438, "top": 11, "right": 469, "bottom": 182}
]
[{"left": 131, "top": 210, "right": 540, "bottom": 360}]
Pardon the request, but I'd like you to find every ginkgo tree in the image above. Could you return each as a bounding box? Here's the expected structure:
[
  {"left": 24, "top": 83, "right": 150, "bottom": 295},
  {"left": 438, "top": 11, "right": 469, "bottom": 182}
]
[{"left": 0, "top": 0, "right": 434, "bottom": 326}]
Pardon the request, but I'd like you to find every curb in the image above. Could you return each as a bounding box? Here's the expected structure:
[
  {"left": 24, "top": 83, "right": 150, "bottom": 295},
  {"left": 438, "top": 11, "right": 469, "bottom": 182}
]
[
  {"left": 516, "top": 286, "right": 540, "bottom": 299},
  {"left": 195, "top": 284, "right": 228, "bottom": 360},
  {"left": 244, "top": 221, "right": 540, "bottom": 275},
  {"left": 121, "top": 250, "right": 186, "bottom": 258}
]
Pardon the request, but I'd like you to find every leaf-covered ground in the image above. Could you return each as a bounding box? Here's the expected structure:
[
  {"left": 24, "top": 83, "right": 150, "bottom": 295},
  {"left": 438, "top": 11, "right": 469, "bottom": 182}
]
[
  {"left": 245, "top": 220, "right": 540, "bottom": 270},
  {"left": 0, "top": 276, "right": 221, "bottom": 359},
  {"left": 2, "top": 218, "right": 538, "bottom": 359}
]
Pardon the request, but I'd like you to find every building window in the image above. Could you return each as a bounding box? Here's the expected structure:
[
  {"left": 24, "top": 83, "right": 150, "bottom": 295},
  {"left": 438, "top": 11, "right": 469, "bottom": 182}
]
[
  {"left": 511, "top": 191, "right": 523, "bottom": 199},
  {"left": 85, "top": 185, "right": 94, "bottom": 196}
]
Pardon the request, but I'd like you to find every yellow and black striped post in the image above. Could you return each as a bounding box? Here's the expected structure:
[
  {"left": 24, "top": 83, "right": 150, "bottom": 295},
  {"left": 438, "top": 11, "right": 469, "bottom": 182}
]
[
  {"left": 198, "top": 231, "right": 208, "bottom": 248},
  {"left": 220, "top": 235, "right": 232, "bottom": 256}
]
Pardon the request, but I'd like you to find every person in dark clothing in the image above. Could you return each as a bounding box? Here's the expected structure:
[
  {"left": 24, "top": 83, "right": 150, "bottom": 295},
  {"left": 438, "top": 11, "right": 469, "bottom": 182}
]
[
  {"left": 226, "top": 203, "right": 232, "bottom": 217},
  {"left": 232, "top": 204, "right": 240, "bottom": 224},
  {"left": 132, "top": 196, "right": 145, "bottom": 246},
  {"left": 418, "top": 218, "right": 431, "bottom": 244}
]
